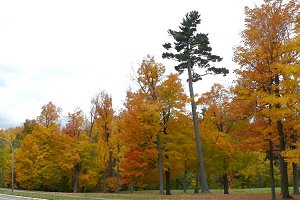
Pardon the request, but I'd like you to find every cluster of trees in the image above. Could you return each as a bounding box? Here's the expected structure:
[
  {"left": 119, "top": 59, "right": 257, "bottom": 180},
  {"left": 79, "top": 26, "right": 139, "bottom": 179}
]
[{"left": 0, "top": 0, "right": 299, "bottom": 199}]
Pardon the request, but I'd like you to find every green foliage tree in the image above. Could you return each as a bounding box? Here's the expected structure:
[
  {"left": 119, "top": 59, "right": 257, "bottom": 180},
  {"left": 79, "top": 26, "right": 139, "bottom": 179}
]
[{"left": 162, "top": 10, "right": 228, "bottom": 193}]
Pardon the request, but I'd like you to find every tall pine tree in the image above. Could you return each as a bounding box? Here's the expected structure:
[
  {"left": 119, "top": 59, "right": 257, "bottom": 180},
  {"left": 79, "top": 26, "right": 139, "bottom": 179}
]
[{"left": 162, "top": 10, "right": 228, "bottom": 193}]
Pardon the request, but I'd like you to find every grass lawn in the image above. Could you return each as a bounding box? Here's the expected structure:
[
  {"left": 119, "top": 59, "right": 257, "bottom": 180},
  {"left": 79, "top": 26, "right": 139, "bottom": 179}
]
[{"left": 0, "top": 188, "right": 299, "bottom": 200}]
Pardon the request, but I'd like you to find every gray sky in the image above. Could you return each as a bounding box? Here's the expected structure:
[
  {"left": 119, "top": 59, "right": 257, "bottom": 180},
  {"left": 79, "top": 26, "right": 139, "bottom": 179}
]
[{"left": 0, "top": 0, "right": 263, "bottom": 129}]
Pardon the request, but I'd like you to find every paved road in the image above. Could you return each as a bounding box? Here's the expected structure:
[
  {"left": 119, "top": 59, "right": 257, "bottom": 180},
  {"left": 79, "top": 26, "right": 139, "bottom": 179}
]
[{"left": 0, "top": 194, "right": 46, "bottom": 200}]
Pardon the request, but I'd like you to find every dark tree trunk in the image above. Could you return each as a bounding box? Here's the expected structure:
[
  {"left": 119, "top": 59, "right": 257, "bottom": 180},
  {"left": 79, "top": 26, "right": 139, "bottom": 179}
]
[
  {"left": 269, "top": 140, "right": 276, "bottom": 200},
  {"left": 277, "top": 120, "right": 291, "bottom": 199},
  {"left": 187, "top": 65, "right": 209, "bottom": 193},
  {"left": 183, "top": 170, "right": 187, "bottom": 193},
  {"left": 108, "top": 150, "right": 113, "bottom": 177},
  {"left": 166, "top": 169, "right": 171, "bottom": 195},
  {"left": 274, "top": 74, "right": 291, "bottom": 199},
  {"left": 293, "top": 163, "right": 299, "bottom": 195},
  {"left": 157, "top": 133, "right": 164, "bottom": 195},
  {"left": 223, "top": 173, "right": 229, "bottom": 194},
  {"left": 194, "top": 175, "right": 199, "bottom": 194},
  {"left": 73, "top": 164, "right": 80, "bottom": 193}
]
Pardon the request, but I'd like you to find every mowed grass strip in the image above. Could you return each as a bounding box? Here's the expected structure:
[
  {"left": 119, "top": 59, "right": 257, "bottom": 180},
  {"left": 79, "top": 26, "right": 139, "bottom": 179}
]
[{"left": 0, "top": 188, "right": 299, "bottom": 200}]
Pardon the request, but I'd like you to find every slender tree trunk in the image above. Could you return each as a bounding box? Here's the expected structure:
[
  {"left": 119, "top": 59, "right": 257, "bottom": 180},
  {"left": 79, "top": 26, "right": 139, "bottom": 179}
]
[
  {"left": 277, "top": 120, "right": 290, "bottom": 199},
  {"left": 187, "top": 65, "right": 209, "bottom": 193},
  {"left": 293, "top": 163, "right": 299, "bottom": 195},
  {"left": 103, "top": 171, "right": 107, "bottom": 192},
  {"left": 157, "top": 133, "right": 164, "bottom": 195},
  {"left": 194, "top": 174, "right": 199, "bottom": 194},
  {"left": 116, "top": 163, "right": 120, "bottom": 193},
  {"left": 274, "top": 75, "right": 290, "bottom": 199},
  {"left": 73, "top": 164, "right": 80, "bottom": 193},
  {"left": 223, "top": 173, "right": 229, "bottom": 194},
  {"left": 269, "top": 140, "right": 276, "bottom": 200},
  {"left": 116, "top": 145, "right": 121, "bottom": 193},
  {"left": 109, "top": 150, "right": 113, "bottom": 177},
  {"left": 130, "top": 178, "right": 134, "bottom": 193},
  {"left": 166, "top": 168, "right": 171, "bottom": 195},
  {"left": 183, "top": 170, "right": 187, "bottom": 193}
]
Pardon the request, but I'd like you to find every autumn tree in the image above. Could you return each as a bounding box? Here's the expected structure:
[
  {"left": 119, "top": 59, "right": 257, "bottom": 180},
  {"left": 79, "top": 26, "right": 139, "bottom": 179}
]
[
  {"left": 198, "top": 84, "right": 239, "bottom": 194},
  {"left": 64, "top": 108, "right": 85, "bottom": 193},
  {"left": 89, "top": 91, "right": 114, "bottom": 191},
  {"left": 162, "top": 10, "right": 229, "bottom": 193},
  {"left": 37, "top": 102, "right": 62, "bottom": 128},
  {"left": 234, "top": 0, "right": 300, "bottom": 199},
  {"left": 121, "top": 91, "right": 159, "bottom": 191}
]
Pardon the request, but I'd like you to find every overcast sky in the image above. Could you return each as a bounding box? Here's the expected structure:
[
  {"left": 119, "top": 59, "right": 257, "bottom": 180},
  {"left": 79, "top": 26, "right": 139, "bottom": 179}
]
[{"left": 0, "top": 0, "right": 264, "bottom": 129}]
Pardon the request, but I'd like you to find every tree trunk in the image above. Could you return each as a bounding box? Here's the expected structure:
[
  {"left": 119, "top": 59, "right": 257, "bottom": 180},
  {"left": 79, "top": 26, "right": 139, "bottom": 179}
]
[
  {"left": 187, "top": 65, "right": 209, "bottom": 193},
  {"left": 194, "top": 174, "right": 199, "bottom": 194},
  {"left": 166, "top": 169, "right": 171, "bottom": 195},
  {"left": 109, "top": 150, "right": 113, "bottom": 177},
  {"left": 223, "top": 173, "right": 229, "bottom": 194},
  {"left": 274, "top": 74, "right": 291, "bottom": 199},
  {"left": 183, "top": 170, "right": 187, "bottom": 193},
  {"left": 73, "top": 164, "right": 80, "bottom": 193},
  {"left": 269, "top": 140, "right": 276, "bottom": 200},
  {"left": 277, "top": 120, "right": 290, "bottom": 199},
  {"left": 103, "top": 171, "right": 107, "bottom": 192},
  {"left": 116, "top": 163, "right": 120, "bottom": 193},
  {"left": 130, "top": 178, "right": 134, "bottom": 193},
  {"left": 293, "top": 163, "right": 299, "bottom": 195},
  {"left": 157, "top": 133, "right": 164, "bottom": 195}
]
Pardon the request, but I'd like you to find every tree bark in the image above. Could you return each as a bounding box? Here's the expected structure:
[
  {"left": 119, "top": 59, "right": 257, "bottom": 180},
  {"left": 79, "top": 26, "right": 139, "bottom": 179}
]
[
  {"left": 130, "top": 178, "right": 134, "bottom": 193},
  {"left": 157, "top": 133, "right": 164, "bottom": 195},
  {"left": 73, "top": 164, "right": 80, "bottom": 193},
  {"left": 269, "top": 140, "right": 276, "bottom": 200},
  {"left": 116, "top": 163, "right": 120, "bottom": 193},
  {"left": 274, "top": 74, "right": 291, "bottom": 199},
  {"left": 187, "top": 64, "right": 209, "bottom": 193},
  {"left": 194, "top": 174, "right": 199, "bottom": 194},
  {"left": 108, "top": 150, "right": 113, "bottom": 177},
  {"left": 166, "top": 169, "right": 171, "bottom": 195},
  {"left": 223, "top": 173, "right": 229, "bottom": 194},
  {"left": 277, "top": 120, "right": 290, "bottom": 199},
  {"left": 293, "top": 163, "right": 299, "bottom": 195},
  {"left": 183, "top": 170, "right": 187, "bottom": 193}
]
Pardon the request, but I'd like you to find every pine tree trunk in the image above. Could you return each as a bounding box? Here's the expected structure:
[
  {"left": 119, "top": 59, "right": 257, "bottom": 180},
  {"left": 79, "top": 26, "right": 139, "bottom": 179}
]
[
  {"left": 194, "top": 175, "right": 199, "bottom": 194},
  {"left": 183, "top": 170, "right": 187, "bottom": 193},
  {"left": 73, "top": 164, "right": 80, "bottom": 193},
  {"left": 187, "top": 64, "right": 209, "bottom": 193},
  {"left": 277, "top": 120, "right": 290, "bottom": 199},
  {"left": 166, "top": 169, "right": 171, "bottom": 195},
  {"left": 157, "top": 133, "right": 164, "bottom": 195},
  {"left": 293, "top": 163, "right": 299, "bottom": 195},
  {"left": 269, "top": 140, "right": 276, "bottom": 200},
  {"left": 223, "top": 173, "right": 229, "bottom": 194}
]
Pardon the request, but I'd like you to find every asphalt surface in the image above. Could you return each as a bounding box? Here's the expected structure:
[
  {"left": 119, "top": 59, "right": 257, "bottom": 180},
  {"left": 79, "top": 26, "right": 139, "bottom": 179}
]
[{"left": 0, "top": 194, "right": 46, "bottom": 200}]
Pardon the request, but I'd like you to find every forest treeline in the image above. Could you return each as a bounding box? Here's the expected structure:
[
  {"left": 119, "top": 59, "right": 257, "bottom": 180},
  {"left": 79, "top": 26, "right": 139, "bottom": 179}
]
[{"left": 0, "top": 0, "right": 299, "bottom": 199}]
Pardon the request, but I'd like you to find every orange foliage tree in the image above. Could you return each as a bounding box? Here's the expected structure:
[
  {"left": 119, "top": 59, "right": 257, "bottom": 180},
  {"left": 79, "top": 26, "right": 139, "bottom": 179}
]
[{"left": 234, "top": 0, "right": 300, "bottom": 198}]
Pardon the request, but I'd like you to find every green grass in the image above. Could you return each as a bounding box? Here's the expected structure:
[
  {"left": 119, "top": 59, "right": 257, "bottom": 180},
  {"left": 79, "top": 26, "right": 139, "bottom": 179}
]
[{"left": 0, "top": 187, "right": 299, "bottom": 200}]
